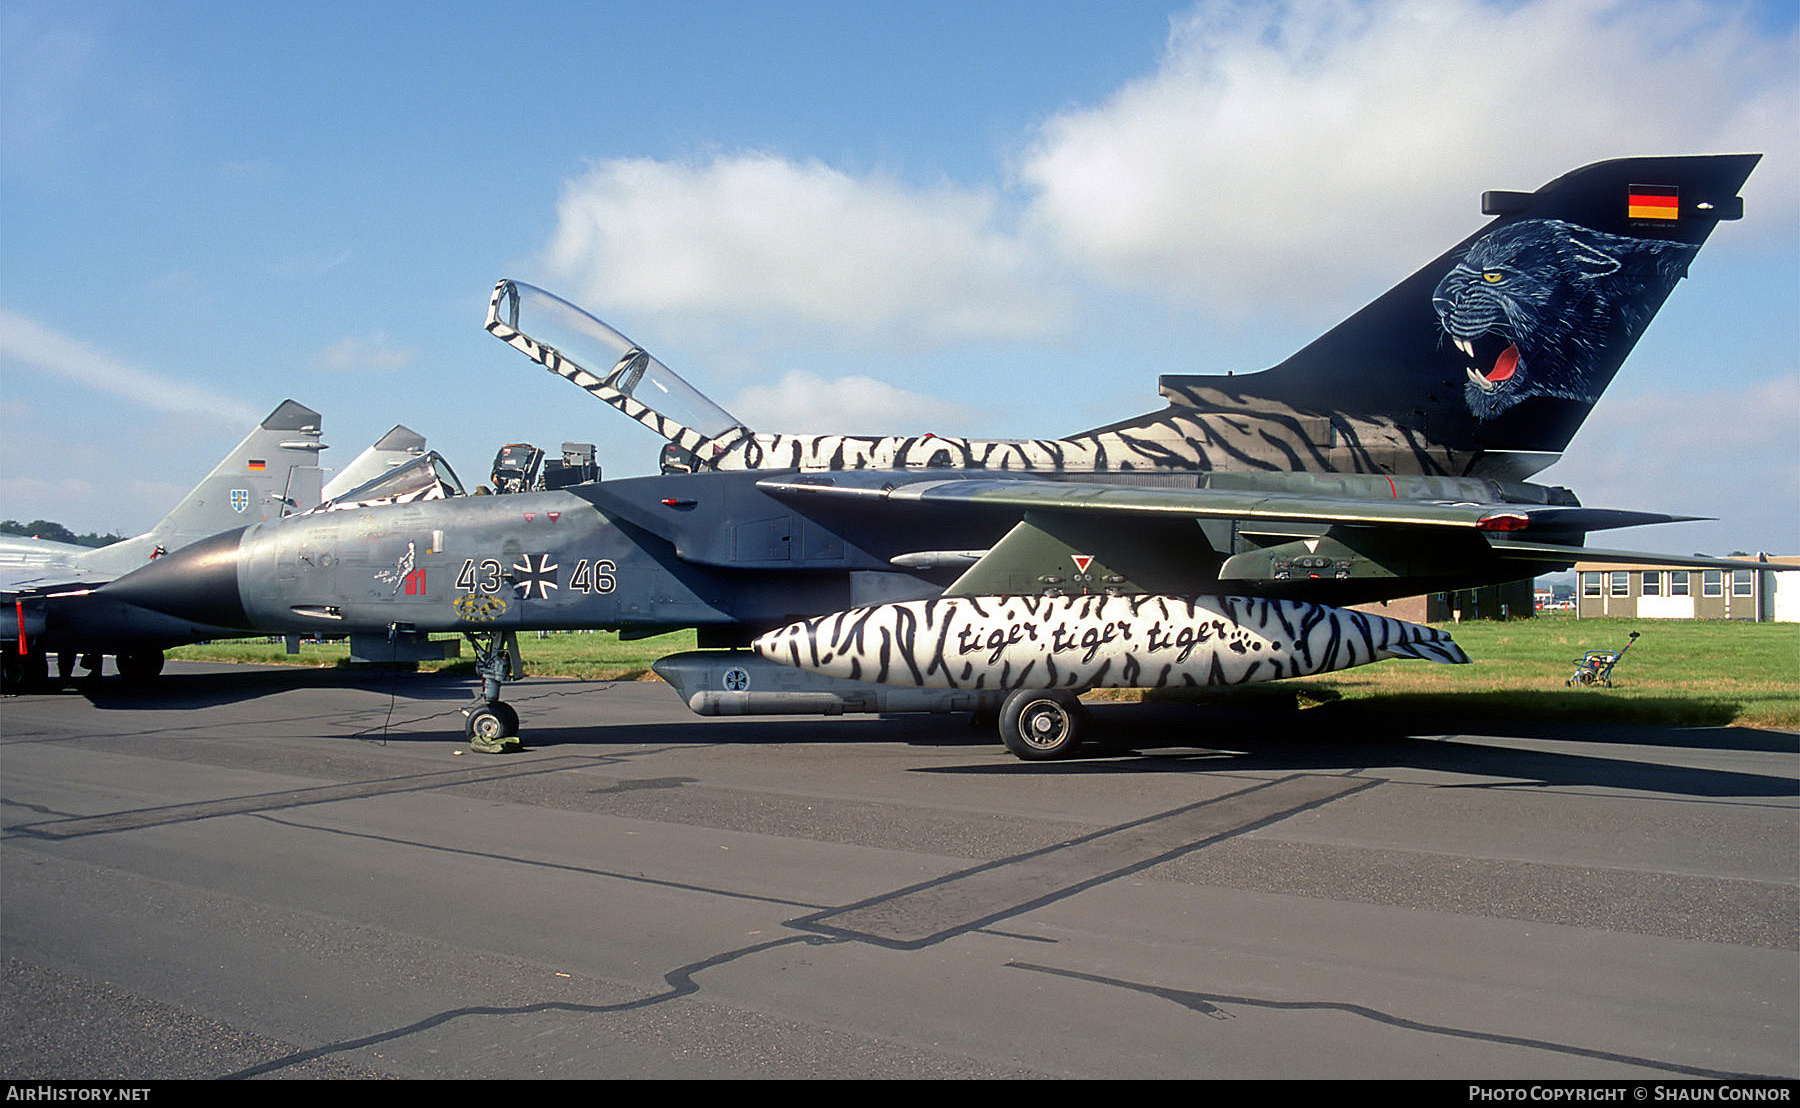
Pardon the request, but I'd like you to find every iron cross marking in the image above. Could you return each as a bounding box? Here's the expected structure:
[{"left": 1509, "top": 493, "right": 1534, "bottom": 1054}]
[{"left": 511, "top": 553, "right": 559, "bottom": 600}]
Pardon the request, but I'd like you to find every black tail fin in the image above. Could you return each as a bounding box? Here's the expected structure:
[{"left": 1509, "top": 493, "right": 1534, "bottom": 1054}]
[{"left": 1146, "top": 154, "right": 1760, "bottom": 478}]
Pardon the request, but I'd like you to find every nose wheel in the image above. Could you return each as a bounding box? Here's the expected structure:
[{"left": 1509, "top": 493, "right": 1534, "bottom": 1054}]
[
  {"left": 461, "top": 630, "right": 523, "bottom": 753},
  {"left": 463, "top": 699, "right": 520, "bottom": 750}
]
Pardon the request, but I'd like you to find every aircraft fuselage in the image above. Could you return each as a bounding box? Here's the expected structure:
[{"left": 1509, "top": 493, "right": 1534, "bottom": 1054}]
[{"left": 107, "top": 466, "right": 1574, "bottom": 650}]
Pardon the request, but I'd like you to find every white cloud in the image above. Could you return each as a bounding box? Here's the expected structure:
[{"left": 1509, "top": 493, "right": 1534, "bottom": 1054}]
[
  {"left": 538, "top": 1, "right": 1794, "bottom": 348},
  {"left": 1546, "top": 374, "right": 1800, "bottom": 553},
  {"left": 315, "top": 333, "right": 416, "bottom": 372},
  {"left": 0, "top": 308, "right": 261, "bottom": 425},
  {"left": 527, "top": 0, "right": 1796, "bottom": 459},
  {"left": 1018, "top": 0, "right": 1798, "bottom": 314},
  {"left": 726, "top": 370, "right": 983, "bottom": 435},
  {"left": 542, "top": 153, "right": 1067, "bottom": 344}
]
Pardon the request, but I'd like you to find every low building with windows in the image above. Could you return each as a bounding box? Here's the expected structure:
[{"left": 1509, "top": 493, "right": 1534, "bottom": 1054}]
[
  {"left": 1573, "top": 555, "right": 1797, "bottom": 621},
  {"left": 1355, "top": 579, "right": 1536, "bottom": 624}
]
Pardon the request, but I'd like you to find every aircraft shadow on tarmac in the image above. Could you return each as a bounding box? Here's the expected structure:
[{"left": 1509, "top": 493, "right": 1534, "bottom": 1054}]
[
  {"left": 30, "top": 666, "right": 1795, "bottom": 799},
  {"left": 42, "top": 662, "right": 475, "bottom": 710},
  {"left": 484, "top": 693, "right": 1795, "bottom": 800}
]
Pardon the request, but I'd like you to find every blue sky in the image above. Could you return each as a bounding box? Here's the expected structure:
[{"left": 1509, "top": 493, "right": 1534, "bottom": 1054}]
[{"left": 3, "top": 0, "right": 1796, "bottom": 558}]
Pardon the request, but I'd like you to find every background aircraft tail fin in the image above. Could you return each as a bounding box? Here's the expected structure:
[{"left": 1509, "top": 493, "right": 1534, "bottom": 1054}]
[
  {"left": 86, "top": 401, "right": 325, "bottom": 575},
  {"left": 1144, "top": 154, "right": 1760, "bottom": 478},
  {"left": 323, "top": 424, "right": 427, "bottom": 501}
]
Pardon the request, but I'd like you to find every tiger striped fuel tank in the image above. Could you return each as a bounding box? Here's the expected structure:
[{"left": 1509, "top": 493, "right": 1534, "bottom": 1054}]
[{"left": 752, "top": 594, "right": 1468, "bottom": 690}]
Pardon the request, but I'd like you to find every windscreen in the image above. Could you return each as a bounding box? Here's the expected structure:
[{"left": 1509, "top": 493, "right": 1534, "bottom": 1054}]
[{"left": 492, "top": 281, "right": 745, "bottom": 441}]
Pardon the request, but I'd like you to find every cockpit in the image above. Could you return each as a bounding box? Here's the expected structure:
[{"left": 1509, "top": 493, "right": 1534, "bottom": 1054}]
[{"left": 310, "top": 450, "right": 466, "bottom": 512}]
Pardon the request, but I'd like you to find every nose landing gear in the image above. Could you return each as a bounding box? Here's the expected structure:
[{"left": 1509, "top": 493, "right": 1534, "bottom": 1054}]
[{"left": 461, "top": 630, "right": 524, "bottom": 753}]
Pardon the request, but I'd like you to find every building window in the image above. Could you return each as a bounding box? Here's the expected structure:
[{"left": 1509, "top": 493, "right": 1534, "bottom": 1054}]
[
  {"left": 1703, "top": 570, "right": 1723, "bottom": 597},
  {"left": 1732, "top": 569, "right": 1754, "bottom": 597},
  {"left": 1642, "top": 571, "right": 1661, "bottom": 596},
  {"left": 1670, "top": 571, "right": 1690, "bottom": 596},
  {"left": 1582, "top": 571, "right": 1602, "bottom": 598},
  {"left": 1610, "top": 571, "right": 1629, "bottom": 597}
]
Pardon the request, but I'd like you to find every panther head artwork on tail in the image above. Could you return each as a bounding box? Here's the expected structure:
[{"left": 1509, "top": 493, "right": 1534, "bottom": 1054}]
[
  {"left": 1146, "top": 156, "right": 1757, "bottom": 473},
  {"left": 1433, "top": 219, "right": 1697, "bottom": 422}
]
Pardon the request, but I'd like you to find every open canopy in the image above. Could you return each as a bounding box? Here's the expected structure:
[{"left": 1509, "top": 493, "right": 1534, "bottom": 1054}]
[{"left": 487, "top": 280, "right": 746, "bottom": 444}]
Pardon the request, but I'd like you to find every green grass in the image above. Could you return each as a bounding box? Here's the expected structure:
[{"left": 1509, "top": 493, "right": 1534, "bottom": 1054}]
[
  {"left": 1133, "top": 615, "right": 1800, "bottom": 730},
  {"left": 170, "top": 616, "right": 1800, "bottom": 730},
  {"left": 169, "top": 629, "right": 697, "bottom": 682}
]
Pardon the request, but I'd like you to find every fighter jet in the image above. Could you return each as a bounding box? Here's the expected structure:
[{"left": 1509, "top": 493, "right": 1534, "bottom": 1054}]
[
  {"left": 0, "top": 405, "right": 448, "bottom": 689},
  {"left": 100, "top": 155, "right": 1786, "bottom": 757},
  {"left": 0, "top": 400, "right": 329, "bottom": 688}
]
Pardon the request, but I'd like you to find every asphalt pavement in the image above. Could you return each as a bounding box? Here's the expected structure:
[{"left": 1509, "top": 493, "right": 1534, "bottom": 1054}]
[{"left": 2, "top": 661, "right": 1794, "bottom": 1080}]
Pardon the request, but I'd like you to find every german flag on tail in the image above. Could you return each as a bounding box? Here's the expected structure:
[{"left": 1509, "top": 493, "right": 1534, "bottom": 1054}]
[{"left": 1628, "top": 184, "right": 1679, "bottom": 221}]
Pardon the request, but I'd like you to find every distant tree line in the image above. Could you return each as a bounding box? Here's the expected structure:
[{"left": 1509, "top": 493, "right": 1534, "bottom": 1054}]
[{"left": 0, "top": 519, "right": 126, "bottom": 548}]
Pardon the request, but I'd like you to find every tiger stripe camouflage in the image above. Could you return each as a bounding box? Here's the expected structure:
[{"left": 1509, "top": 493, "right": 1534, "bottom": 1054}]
[{"left": 753, "top": 594, "right": 1468, "bottom": 692}]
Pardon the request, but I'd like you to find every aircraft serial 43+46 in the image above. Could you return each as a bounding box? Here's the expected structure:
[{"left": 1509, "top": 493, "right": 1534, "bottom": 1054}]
[{"left": 99, "top": 154, "right": 1786, "bottom": 758}]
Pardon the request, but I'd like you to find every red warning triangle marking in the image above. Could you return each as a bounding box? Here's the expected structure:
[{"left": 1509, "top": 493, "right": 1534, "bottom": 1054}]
[{"left": 1071, "top": 555, "right": 1094, "bottom": 573}]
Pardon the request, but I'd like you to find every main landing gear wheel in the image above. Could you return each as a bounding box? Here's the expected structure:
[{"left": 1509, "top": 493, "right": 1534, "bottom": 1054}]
[
  {"left": 1, "top": 650, "right": 47, "bottom": 694},
  {"left": 115, "top": 650, "right": 165, "bottom": 685},
  {"left": 999, "top": 688, "right": 1089, "bottom": 761}
]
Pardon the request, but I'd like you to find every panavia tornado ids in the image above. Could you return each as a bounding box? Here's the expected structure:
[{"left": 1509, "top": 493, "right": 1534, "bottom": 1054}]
[{"left": 99, "top": 154, "right": 1784, "bottom": 757}]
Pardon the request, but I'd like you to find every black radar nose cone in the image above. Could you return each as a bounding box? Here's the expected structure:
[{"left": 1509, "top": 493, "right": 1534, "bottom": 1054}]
[{"left": 98, "top": 527, "right": 252, "bottom": 630}]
